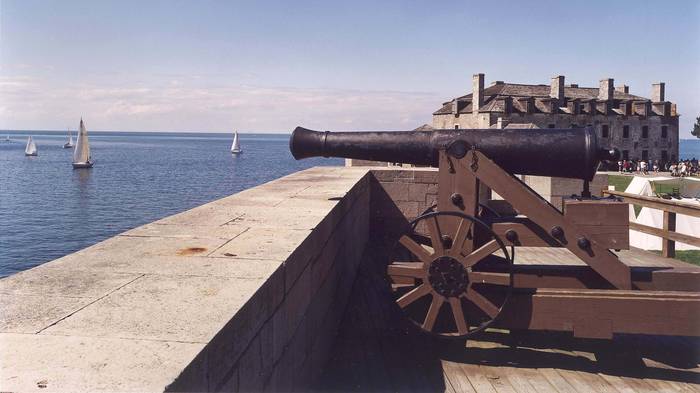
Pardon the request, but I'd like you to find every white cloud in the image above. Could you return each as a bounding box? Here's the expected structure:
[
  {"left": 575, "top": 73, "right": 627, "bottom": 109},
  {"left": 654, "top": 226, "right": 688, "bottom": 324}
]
[{"left": 0, "top": 76, "right": 441, "bottom": 132}]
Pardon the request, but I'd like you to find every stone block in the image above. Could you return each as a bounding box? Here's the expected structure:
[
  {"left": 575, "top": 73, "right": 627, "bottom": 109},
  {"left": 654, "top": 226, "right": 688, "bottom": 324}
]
[
  {"left": 73, "top": 235, "right": 231, "bottom": 260},
  {"left": 0, "top": 294, "right": 92, "bottom": 334},
  {"left": 211, "top": 227, "right": 312, "bottom": 262},
  {"left": 42, "top": 274, "right": 265, "bottom": 343},
  {"left": 407, "top": 183, "right": 430, "bottom": 202},
  {"left": 122, "top": 222, "right": 249, "bottom": 240},
  {"left": 283, "top": 264, "right": 311, "bottom": 338},
  {"left": 236, "top": 334, "right": 264, "bottom": 392},
  {"left": 409, "top": 169, "right": 439, "bottom": 184},
  {"left": 0, "top": 266, "right": 141, "bottom": 299},
  {"left": 377, "top": 182, "right": 410, "bottom": 201},
  {"left": 0, "top": 333, "right": 204, "bottom": 393}
]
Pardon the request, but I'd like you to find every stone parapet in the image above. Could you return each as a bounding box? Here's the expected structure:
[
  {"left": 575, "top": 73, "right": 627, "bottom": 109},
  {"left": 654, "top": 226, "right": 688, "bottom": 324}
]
[{"left": 0, "top": 167, "right": 371, "bottom": 392}]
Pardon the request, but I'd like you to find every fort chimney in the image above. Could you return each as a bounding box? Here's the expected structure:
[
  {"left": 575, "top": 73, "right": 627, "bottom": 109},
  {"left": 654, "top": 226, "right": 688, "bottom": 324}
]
[
  {"left": 598, "top": 78, "right": 614, "bottom": 101},
  {"left": 616, "top": 85, "right": 629, "bottom": 94},
  {"left": 472, "top": 73, "right": 484, "bottom": 115},
  {"left": 652, "top": 82, "right": 665, "bottom": 102},
  {"left": 550, "top": 75, "right": 565, "bottom": 101}
]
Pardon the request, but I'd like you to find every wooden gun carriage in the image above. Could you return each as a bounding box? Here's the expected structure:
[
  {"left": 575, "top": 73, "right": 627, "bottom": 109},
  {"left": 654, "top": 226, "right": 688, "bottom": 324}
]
[{"left": 290, "top": 127, "right": 700, "bottom": 340}]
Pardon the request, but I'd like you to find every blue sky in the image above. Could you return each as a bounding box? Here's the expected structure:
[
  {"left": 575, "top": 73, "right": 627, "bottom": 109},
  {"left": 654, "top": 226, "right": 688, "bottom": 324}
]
[{"left": 1, "top": 0, "right": 698, "bottom": 136}]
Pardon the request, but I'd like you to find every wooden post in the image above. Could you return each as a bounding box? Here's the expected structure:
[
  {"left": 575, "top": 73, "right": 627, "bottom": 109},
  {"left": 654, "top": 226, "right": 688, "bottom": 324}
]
[{"left": 662, "top": 211, "right": 677, "bottom": 258}]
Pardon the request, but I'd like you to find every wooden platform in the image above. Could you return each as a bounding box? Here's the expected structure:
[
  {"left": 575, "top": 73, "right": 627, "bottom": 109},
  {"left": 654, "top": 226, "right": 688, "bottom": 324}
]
[
  {"left": 513, "top": 246, "right": 699, "bottom": 269},
  {"left": 315, "top": 243, "right": 700, "bottom": 392}
]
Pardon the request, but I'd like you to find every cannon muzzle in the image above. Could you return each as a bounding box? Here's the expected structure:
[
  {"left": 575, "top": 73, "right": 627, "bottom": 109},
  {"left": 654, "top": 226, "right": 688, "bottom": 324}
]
[{"left": 290, "top": 127, "right": 617, "bottom": 180}]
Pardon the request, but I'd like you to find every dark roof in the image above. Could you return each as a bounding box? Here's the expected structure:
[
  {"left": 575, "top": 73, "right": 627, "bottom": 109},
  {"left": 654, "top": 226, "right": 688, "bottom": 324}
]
[
  {"left": 434, "top": 82, "right": 650, "bottom": 115},
  {"left": 412, "top": 124, "right": 434, "bottom": 131}
]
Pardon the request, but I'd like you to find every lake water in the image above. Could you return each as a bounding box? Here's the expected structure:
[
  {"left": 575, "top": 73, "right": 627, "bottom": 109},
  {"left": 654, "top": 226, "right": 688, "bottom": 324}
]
[
  {"left": 0, "top": 132, "right": 341, "bottom": 277},
  {"left": 680, "top": 139, "right": 700, "bottom": 160},
  {"left": 1, "top": 133, "right": 698, "bottom": 277}
]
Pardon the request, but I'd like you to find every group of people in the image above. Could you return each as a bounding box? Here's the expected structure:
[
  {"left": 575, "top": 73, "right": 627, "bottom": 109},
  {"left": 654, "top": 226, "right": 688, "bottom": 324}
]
[{"left": 617, "top": 158, "right": 699, "bottom": 177}]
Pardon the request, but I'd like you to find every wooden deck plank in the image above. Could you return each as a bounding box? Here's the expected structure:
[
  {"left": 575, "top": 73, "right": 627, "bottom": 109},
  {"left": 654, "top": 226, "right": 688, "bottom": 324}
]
[
  {"left": 442, "top": 361, "right": 477, "bottom": 393},
  {"left": 513, "top": 246, "right": 700, "bottom": 271},
  {"left": 314, "top": 241, "right": 700, "bottom": 393},
  {"left": 539, "top": 368, "right": 579, "bottom": 393}
]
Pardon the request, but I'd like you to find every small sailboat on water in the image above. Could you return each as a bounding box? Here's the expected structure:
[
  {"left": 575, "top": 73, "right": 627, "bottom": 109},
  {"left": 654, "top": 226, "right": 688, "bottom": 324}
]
[
  {"left": 231, "top": 130, "right": 242, "bottom": 154},
  {"left": 3, "top": 134, "right": 10, "bottom": 142},
  {"left": 72, "top": 118, "right": 94, "bottom": 169},
  {"left": 63, "top": 128, "right": 74, "bottom": 148},
  {"left": 25, "top": 136, "right": 38, "bottom": 156}
]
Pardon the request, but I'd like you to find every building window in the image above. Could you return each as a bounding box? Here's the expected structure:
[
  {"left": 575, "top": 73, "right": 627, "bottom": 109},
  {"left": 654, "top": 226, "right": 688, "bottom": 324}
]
[
  {"left": 454, "top": 124, "right": 459, "bottom": 130},
  {"left": 548, "top": 124, "right": 555, "bottom": 129},
  {"left": 661, "top": 150, "right": 668, "bottom": 162},
  {"left": 642, "top": 125, "right": 649, "bottom": 138},
  {"left": 622, "top": 150, "right": 629, "bottom": 160},
  {"left": 661, "top": 126, "right": 668, "bottom": 138},
  {"left": 602, "top": 125, "right": 609, "bottom": 138},
  {"left": 642, "top": 150, "right": 648, "bottom": 161},
  {"left": 623, "top": 125, "right": 629, "bottom": 138},
  {"left": 579, "top": 104, "right": 586, "bottom": 113}
]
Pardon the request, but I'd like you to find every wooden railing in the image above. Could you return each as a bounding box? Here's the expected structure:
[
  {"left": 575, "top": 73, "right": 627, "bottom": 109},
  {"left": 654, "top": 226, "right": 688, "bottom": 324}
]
[{"left": 603, "top": 190, "right": 700, "bottom": 258}]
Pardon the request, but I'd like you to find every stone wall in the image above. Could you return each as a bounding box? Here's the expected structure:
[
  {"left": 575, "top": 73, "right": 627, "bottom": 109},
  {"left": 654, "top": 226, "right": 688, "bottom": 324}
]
[
  {"left": 169, "top": 170, "right": 372, "bottom": 392},
  {"left": 367, "top": 167, "right": 608, "bottom": 222},
  {"left": 433, "top": 112, "right": 679, "bottom": 163},
  {"left": 369, "top": 168, "right": 438, "bottom": 242}
]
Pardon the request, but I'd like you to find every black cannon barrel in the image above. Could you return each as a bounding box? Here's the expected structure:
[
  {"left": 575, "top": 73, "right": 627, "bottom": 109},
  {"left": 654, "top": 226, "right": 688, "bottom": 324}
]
[{"left": 290, "top": 127, "right": 617, "bottom": 180}]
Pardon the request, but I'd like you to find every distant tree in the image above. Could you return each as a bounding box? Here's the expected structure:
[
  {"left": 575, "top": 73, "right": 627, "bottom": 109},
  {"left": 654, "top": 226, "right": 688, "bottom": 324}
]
[{"left": 693, "top": 116, "right": 700, "bottom": 138}]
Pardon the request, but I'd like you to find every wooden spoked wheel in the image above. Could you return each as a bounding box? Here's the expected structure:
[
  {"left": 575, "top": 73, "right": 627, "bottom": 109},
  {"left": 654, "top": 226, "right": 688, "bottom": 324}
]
[{"left": 388, "top": 211, "right": 513, "bottom": 338}]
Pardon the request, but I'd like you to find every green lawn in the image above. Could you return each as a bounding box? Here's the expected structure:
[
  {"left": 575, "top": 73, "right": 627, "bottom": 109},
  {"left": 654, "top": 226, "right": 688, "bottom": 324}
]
[
  {"left": 650, "top": 250, "right": 700, "bottom": 266},
  {"left": 608, "top": 175, "right": 633, "bottom": 193},
  {"left": 608, "top": 174, "right": 679, "bottom": 196},
  {"left": 608, "top": 175, "right": 682, "bottom": 216},
  {"left": 604, "top": 176, "right": 700, "bottom": 266}
]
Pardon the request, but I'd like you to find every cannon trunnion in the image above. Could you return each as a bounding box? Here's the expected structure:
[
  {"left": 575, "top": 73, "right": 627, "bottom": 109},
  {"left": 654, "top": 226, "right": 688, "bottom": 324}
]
[{"left": 290, "top": 127, "right": 700, "bottom": 340}]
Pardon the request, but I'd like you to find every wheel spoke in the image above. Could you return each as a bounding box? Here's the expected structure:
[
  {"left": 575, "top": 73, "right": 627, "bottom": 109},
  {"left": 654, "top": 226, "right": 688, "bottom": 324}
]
[
  {"left": 387, "top": 263, "right": 425, "bottom": 278},
  {"left": 426, "top": 216, "right": 444, "bottom": 255},
  {"left": 448, "top": 297, "right": 468, "bottom": 335},
  {"left": 460, "top": 239, "right": 500, "bottom": 267},
  {"left": 449, "top": 218, "right": 473, "bottom": 258},
  {"left": 396, "top": 283, "right": 431, "bottom": 308},
  {"left": 465, "top": 287, "right": 499, "bottom": 318},
  {"left": 412, "top": 233, "right": 432, "bottom": 247},
  {"left": 469, "top": 271, "right": 511, "bottom": 286},
  {"left": 399, "top": 235, "right": 432, "bottom": 263},
  {"left": 422, "top": 294, "right": 444, "bottom": 331}
]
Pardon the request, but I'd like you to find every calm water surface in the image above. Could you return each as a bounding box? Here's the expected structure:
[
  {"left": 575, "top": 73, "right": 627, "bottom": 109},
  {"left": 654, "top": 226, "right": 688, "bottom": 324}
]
[{"left": 0, "top": 132, "right": 341, "bottom": 277}]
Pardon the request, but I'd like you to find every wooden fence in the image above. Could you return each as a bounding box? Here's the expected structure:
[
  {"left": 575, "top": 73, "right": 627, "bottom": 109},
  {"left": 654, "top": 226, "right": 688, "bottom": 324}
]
[{"left": 603, "top": 190, "right": 700, "bottom": 258}]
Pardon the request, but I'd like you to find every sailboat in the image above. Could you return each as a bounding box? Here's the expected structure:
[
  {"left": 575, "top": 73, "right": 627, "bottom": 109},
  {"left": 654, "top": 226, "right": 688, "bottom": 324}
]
[
  {"left": 3, "top": 135, "right": 9, "bottom": 142},
  {"left": 63, "top": 128, "right": 74, "bottom": 148},
  {"left": 25, "top": 136, "right": 38, "bottom": 156},
  {"left": 72, "top": 118, "right": 94, "bottom": 168},
  {"left": 231, "top": 130, "right": 242, "bottom": 154}
]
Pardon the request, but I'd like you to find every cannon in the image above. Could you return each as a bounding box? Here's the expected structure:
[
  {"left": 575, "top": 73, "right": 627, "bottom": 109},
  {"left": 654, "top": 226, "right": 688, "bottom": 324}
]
[
  {"left": 290, "top": 127, "right": 700, "bottom": 340},
  {"left": 290, "top": 127, "right": 617, "bottom": 181}
]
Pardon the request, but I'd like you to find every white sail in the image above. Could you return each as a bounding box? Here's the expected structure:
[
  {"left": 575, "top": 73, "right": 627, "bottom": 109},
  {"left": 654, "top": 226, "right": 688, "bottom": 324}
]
[
  {"left": 63, "top": 128, "right": 74, "bottom": 148},
  {"left": 231, "top": 130, "right": 242, "bottom": 153},
  {"left": 73, "top": 119, "right": 91, "bottom": 164},
  {"left": 25, "top": 136, "right": 37, "bottom": 156}
]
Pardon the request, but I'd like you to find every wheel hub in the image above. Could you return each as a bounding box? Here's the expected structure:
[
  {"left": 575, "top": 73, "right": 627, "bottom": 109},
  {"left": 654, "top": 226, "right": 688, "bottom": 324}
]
[{"left": 428, "top": 256, "right": 469, "bottom": 298}]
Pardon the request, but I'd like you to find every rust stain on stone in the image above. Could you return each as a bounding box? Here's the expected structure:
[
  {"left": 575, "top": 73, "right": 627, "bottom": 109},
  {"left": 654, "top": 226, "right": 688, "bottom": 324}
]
[{"left": 177, "top": 247, "right": 207, "bottom": 256}]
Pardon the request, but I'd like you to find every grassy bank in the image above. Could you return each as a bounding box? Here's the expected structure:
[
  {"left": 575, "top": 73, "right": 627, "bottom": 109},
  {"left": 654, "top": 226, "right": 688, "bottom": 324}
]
[{"left": 651, "top": 250, "right": 700, "bottom": 266}]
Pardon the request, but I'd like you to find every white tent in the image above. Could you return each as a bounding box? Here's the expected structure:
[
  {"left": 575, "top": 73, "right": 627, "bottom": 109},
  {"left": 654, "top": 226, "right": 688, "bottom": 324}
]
[{"left": 624, "top": 176, "right": 700, "bottom": 251}]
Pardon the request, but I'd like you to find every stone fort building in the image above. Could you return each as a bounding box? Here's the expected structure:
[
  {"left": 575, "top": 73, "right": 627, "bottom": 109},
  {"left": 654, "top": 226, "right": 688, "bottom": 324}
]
[{"left": 432, "top": 73, "right": 679, "bottom": 164}]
